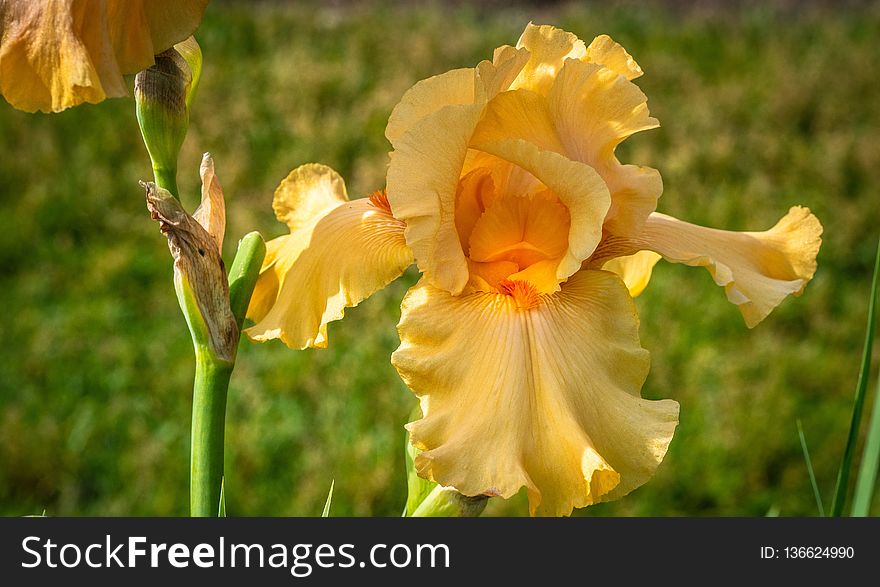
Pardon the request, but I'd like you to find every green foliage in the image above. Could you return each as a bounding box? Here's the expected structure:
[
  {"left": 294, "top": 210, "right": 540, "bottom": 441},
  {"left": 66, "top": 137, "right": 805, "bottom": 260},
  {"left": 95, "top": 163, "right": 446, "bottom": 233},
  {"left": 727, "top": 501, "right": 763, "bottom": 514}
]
[
  {"left": 0, "top": 0, "right": 878, "bottom": 516},
  {"left": 830, "top": 237, "right": 879, "bottom": 516},
  {"left": 322, "top": 480, "right": 334, "bottom": 518}
]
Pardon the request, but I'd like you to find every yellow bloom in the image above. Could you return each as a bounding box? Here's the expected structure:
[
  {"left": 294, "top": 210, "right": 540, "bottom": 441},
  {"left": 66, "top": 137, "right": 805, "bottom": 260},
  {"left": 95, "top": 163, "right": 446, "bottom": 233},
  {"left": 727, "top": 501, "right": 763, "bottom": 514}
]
[
  {"left": 0, "top": 0, "right": 208, "bottom": 112},
  {"left": 246, "top": 23, "right": 822, "bottom": 516}
]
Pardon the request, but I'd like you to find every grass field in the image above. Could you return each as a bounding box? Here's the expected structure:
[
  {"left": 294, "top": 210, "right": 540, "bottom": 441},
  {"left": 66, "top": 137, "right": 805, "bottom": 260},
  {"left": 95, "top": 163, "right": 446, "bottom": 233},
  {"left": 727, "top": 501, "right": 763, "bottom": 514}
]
[{"left": 1, "top": 0, "right": 879, "bottom": 516}]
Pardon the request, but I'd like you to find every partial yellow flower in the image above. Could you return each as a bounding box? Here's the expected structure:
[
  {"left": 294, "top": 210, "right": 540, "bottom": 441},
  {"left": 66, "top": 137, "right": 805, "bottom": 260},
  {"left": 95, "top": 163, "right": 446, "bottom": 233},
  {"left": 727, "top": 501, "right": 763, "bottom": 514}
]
[
  {"left": 246, "top": 164, "right": 413, "bottom": 349},
  {"left": 246, "top": 23, "right": 822, "bottom": 516},
  {"left": 0, "top": 0, "right": 208, "bottom": 112}
]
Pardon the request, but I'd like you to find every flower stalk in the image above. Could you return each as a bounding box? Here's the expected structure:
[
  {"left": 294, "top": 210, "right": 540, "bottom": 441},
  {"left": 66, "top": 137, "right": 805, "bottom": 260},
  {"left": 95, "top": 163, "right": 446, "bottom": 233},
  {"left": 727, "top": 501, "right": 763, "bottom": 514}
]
[
  {"left": 189, "top": 233, "right": 265, "bottom": 517},
  {"left": 190, "top": 347, "right": 234, "bottom": 517}
]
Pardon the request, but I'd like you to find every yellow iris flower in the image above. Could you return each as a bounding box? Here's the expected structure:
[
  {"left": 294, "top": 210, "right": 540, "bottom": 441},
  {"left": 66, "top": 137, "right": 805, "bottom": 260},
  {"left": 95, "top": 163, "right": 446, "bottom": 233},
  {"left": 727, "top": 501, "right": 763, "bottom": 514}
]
[
  {"left": 0, "top": 0, "right": 208, "bottom": 112},
  {"left": 246, "top": 23, "right": 822, "bottom": 516}
]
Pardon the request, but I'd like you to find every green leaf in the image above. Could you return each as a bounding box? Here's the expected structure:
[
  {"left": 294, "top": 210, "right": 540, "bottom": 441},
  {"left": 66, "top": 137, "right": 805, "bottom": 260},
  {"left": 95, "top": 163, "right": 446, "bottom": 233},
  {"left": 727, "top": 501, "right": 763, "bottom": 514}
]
[
  {"left": 218, "top": 477, "right": 226, "bottom": 518},
  {"left": 321, "top": 480, "right": 334, "bottom": 517},
  {"left": 797, "top": 419, "right": 825, "bottom": 516},
  {"left": 851, "top": 373, "right": 880, "bottom": 516},
  {"left": 831, "top": 236, "right": 880, "bottom": 516}
]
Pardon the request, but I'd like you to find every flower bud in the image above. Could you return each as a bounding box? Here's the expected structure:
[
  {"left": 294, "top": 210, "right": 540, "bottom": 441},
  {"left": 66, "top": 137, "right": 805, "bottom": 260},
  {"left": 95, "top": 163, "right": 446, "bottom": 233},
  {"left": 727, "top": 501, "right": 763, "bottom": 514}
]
[{"left": 135, "top": 39, "right": 201, "bottom": 198}]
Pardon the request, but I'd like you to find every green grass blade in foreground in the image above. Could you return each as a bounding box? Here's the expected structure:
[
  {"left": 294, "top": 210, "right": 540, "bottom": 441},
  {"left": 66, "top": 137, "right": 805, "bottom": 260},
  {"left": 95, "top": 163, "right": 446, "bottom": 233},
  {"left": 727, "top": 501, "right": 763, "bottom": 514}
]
[
  {"left": 218, "top": 477, "right": 226, "bottom": 517},
  {"left": 831, "top": 236, "right": 880, "bottom": 516},
  {"left": 797, "top": 419, "right": 825, "bottom": 516},
  {"left": 851, "top": 374, "right": 880, "bottom": 516},
  {"left": 322, "top": 480, "right": 334, "bottom": 517}
]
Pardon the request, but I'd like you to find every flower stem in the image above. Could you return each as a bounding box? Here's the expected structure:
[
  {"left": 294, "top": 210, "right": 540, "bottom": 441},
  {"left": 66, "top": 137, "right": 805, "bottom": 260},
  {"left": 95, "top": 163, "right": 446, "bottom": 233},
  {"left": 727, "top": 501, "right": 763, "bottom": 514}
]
[
  {"left": 190, "top": 349, "right": 233, "bottom": 517},
  {"left": 152, "top": 165, "right": 179, "bottom": 201},
  {"left": 189, "top": 232, "right": 266, "bottom": 517}
]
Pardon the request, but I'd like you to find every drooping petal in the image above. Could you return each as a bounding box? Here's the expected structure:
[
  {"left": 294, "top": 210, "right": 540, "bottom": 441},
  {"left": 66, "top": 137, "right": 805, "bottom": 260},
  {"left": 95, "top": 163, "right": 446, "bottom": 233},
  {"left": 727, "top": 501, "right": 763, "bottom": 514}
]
[
  {"left": 246, "top": 179, "right": 413, "bottom": 349},
  {"left": 602, "top": 250, "right": 662, "bottom": 298},
  {"left": 386, "top": 102, "right": 484, "bottom": 295},
  {"left": 393, "top": 270, "right": 679, "bottom": 516},
  {"left": 0, "top": 0, "right": 207, "bottom": 113},
  {"left": 108, "top": 0, "right": 207, "bottom": 71},
  {"left": 640, "top": 207, "right": 823, "bottom": 327},
  {"left": 244, "top": 233, "right": 289, "bottom": 326}
]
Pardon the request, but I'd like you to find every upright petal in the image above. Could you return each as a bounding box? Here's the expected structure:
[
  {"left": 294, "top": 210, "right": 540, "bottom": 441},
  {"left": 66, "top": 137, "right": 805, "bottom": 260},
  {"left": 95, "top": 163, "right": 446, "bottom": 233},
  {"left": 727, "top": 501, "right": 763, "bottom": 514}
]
[
  {"left": 393, "top": 270, "right": 679, "bottom": 516},
  {"left": 246, "top": 166, "right": 413, "bottom": 349},
  {"left": 548, "top": 58, "right": 660, "bottom": 236},
  {"left": 386, "top": 102, "right": 484, "bottom": 295},
  {"left": 640, "top": 207, "right": 823, "bottom": 327},
  {"left": 385, "top": 68, "right": 475, "bottom": 144},
  {"left": 511, "top": 23, "right": 587, "bottom": 95},
  {"left": 585, "top": 34, "right": 643, "bottom": 80}
]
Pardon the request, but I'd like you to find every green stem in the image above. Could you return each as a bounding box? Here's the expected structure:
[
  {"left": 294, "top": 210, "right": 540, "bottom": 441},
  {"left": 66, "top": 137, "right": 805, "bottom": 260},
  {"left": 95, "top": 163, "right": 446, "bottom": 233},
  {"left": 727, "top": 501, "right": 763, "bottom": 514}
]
[
  {"left": 189, "top": 232, "right": 266, "bottom": 517},
  {"left": 190, "top": 349, "right": 233, "bottom": 517},
  {"left": 153, "top": 165, "right": 179, "bottom": 201}
]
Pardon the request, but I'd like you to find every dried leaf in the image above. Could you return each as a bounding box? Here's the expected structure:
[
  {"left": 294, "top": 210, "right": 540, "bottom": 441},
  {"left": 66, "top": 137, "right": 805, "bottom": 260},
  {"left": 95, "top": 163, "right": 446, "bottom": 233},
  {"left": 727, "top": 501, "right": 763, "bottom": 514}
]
[{"left": 144, "top": 182, "right": 237, "bottom": 361}]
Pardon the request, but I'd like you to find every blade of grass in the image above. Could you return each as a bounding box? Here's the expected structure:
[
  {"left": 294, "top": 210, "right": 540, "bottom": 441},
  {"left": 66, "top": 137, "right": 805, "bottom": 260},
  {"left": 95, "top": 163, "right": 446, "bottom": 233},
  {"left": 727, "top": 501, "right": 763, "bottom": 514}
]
[
  {"left": 830, "top": 236, "right": 880, "bottom": 516},
  {"left": 322, "top": 480, "right": 334, "bottom": 518},
  {"left": 851, "top": 374, "right": 880, "bottom": 516},
  {"left": 797, "top": 419, "right": 825, "bottom": 516},
  {"left": 218, "top": 477, "right": 226, "bottom": 517}
]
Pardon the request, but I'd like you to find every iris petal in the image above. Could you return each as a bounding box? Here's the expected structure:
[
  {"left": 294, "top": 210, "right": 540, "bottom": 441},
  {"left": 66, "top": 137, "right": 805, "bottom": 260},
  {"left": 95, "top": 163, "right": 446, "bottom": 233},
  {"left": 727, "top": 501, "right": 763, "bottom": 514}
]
[
  {"left": 639, "top": 207, "right": 823, "bottom": 327},
  {"left": 393, "top": 269, "right": 679, "bottom": 516},
  {"left": 246, "top": 165, "right": 413, "bottom": 349}
]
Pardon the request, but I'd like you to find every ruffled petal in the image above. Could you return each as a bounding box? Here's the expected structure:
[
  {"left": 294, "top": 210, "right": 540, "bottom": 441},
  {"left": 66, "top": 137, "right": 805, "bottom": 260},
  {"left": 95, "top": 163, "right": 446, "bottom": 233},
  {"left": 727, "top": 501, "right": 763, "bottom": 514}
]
[
  {"left": 385, "top": 68, "right": 475, "bottom": 144},
  {"left": 393, "top": 270, "right": 679, "bottom": 516},
  {"left": 548, "top": 58, "right": 660, "bottom": 235},
  {"left": 387, "top": 102, "right": 484, "bottom": 295},
  {"left": 471, "top": 88, "right": 565, "bottom": 154},
  {"left": 640, "top": 207, "right": 823, "bottom": 327},
  {"left": 272, "top": 163, "right": 348, "bottom": 231},
  {"left": 246, "top": 167, "right": 413, "bottom": 349},
  {"left": 0, "top": 0, "right": 206, "bottom": 113},
  {"left": 511, "top": 23, "right": 587, "bottom": 95},
  {"left": 585, "top": 34, "right": 643, "bottom": 80},
  {"left": 602, "top": 250, "right": 661, "bottom": 298}
]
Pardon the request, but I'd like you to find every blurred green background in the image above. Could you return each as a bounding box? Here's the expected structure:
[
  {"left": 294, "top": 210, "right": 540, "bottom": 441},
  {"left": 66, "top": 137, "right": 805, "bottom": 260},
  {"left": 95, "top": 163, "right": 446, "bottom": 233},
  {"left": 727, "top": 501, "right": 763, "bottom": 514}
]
[{"left": 1, "top": 0, "right": 878, "bottom": 516}]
